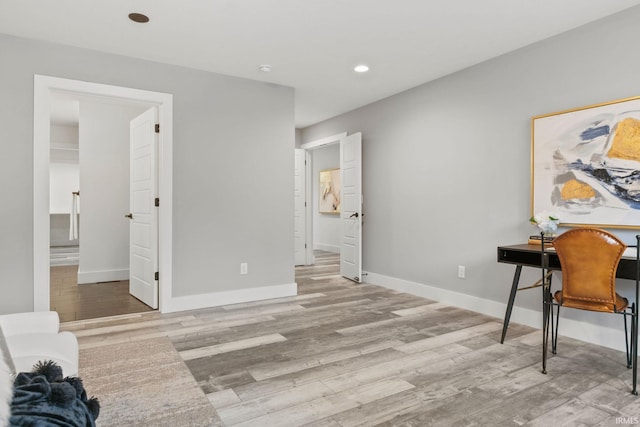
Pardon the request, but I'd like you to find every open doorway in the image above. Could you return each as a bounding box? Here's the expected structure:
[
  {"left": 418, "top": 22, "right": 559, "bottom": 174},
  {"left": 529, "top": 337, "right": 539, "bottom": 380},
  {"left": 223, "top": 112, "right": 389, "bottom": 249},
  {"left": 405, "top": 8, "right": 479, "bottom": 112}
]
[
  {"left": 48, "top": 93, "right": 156, "bottom": 321},
  {"left": 297, "top": 132, "right": 363, "bottom": 282},
  {"left": 297, "top": 133, "right": 345, "bottom": 267},
  {"left": 34, "top": 75, "right": 174, "bottom": 316},
  {"left": 310, "top": 144, "right": 342, "bottom": 253}
]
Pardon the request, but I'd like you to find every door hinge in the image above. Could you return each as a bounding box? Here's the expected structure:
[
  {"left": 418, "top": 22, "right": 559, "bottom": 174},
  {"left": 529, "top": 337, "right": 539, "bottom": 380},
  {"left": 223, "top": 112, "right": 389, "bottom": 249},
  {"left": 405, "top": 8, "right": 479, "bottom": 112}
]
[
  {"left": 155, "top": 123, "right": 160, "bottom": 133},
  {"left": 155, "top": 271, "right": 159, "bottom": 281},
  {"left": 155, "top": 197, "right": 159, "bottom": 207}
]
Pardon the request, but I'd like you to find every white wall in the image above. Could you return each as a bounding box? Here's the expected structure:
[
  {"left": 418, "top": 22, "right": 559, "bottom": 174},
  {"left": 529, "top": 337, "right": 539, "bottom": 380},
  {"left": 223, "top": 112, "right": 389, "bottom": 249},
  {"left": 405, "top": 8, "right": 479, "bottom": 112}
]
[
  {"left": 76, "top": 101, "right": 147, "bottom": 284},
  {"left": 312, "top": 144, "right": 341, "bottom": 253},
  {"left": 50, "top": 124, "right": 80, "bottom": 247},
  {"left": 0, "top": 33, "right": 294, "bottom": 313},
  {"left": 50, "top": 125, "right": 79, "bottom": 163},
  {"left": 301, "top": 6, "right": 640, "bottom": 351},
  {"left": 49, "top": 163, "right": 78, "bottom": 214},
  {"left": 50, "top": 124, "right": 79, "bottom": 213},
  {"left": 51, "top": 124, "right": 78, "bottom": 147}
]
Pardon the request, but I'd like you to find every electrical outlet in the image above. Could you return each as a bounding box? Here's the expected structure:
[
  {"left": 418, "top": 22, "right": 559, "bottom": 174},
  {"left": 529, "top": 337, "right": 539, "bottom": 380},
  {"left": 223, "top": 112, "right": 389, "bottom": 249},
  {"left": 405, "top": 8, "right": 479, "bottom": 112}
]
[
  {"left": 240, "top": 262, "right": 248, "bottom": 275},
  {"left": 458, "top": 265, "right": 466, "bottom": 279}
]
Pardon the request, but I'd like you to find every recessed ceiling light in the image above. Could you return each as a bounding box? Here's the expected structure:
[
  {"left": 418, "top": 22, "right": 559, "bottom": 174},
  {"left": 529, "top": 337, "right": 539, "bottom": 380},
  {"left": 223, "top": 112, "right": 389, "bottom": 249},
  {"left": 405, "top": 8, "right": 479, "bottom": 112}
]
[
  {"left": 354, "top": 64, "right": 370, "bottom": 73},
  {"left": 128, "top": 13, "right": 149, "bottom": 23},
  {"left": 258, "top": 65, "right": 272, "bottom": 72}
]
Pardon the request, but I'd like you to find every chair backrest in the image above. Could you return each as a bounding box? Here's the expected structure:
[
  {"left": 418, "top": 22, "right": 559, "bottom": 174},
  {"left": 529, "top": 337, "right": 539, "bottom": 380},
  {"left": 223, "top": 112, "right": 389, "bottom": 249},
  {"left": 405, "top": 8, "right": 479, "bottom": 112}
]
[
  {"left": 0, "top": 325, "right": 16, "bottom": 374},
  {"left": 552, "top": 227, "right": 626, "bottom": 312},
  {"left": 0, "top": 326, "right": 13, "bottom": 427}
]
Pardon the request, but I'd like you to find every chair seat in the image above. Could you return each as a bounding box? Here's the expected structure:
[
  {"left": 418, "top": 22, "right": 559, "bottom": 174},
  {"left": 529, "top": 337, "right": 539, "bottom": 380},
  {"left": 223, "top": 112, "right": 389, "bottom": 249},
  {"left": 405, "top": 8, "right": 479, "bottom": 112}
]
[{"left": 554, "top": 290, "right": 628, "bottom": 312}]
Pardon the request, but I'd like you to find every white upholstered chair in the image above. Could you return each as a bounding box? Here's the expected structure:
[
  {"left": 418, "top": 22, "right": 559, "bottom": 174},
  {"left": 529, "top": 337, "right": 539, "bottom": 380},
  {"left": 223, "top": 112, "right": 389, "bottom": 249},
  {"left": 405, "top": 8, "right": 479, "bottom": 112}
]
[{"left": 0, "top": 311, "right": 79, "bottom": 377}]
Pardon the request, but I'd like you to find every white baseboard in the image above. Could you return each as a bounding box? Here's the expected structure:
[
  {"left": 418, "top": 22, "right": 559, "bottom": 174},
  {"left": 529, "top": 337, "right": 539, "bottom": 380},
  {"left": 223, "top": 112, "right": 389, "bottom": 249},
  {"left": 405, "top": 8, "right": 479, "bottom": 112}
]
[
  {"left": 314, "top": 243, "right": 340, "bottom": 253},
  {"left": 77, "top": 269, "right": 129, "bottom": 284},
  {"left": 164, "top": 282, "right": 298, "bottom": 313},
  {"left": 364, "top": 271, "right": 628, "bottom": 353}
]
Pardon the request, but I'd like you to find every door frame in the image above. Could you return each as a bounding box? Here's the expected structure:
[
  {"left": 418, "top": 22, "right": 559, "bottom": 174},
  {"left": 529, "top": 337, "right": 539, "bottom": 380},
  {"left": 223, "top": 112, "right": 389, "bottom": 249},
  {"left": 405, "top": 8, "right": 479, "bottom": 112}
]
[
  {"left": 299, "top": 132, "right": 347, "bottom": 265},
  {"left": 33, "top": 75, "right": 173, "bottom": 313}
]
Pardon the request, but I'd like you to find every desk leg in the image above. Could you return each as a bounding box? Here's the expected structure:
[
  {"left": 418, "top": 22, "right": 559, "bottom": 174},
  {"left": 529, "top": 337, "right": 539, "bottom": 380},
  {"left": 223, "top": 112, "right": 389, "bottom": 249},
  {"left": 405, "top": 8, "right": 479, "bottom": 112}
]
[{"left": 501, "top": 264, "right": 523, "bottom": 344}]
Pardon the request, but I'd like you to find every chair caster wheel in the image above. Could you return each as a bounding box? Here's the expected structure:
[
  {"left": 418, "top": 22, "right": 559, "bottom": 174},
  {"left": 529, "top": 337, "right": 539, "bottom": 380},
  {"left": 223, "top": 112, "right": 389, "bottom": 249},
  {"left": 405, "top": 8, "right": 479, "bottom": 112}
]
[{"left": 542, "top": 369, "right": 547, "bottom": 374}]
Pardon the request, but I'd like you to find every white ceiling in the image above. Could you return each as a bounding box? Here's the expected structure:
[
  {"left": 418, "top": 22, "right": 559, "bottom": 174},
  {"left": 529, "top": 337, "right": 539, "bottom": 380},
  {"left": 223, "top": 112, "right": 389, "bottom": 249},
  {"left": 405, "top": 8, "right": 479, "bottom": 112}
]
[{"left": 3, "top": 0, "right": 640, "bottom": 128}]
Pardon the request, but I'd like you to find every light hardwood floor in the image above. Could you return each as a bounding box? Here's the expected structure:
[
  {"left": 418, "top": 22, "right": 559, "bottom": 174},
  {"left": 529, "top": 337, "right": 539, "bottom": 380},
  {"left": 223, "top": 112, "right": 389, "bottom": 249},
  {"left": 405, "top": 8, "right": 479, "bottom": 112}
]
[{"left": 63, "top": 252, "right": 640, "bottom": 426}]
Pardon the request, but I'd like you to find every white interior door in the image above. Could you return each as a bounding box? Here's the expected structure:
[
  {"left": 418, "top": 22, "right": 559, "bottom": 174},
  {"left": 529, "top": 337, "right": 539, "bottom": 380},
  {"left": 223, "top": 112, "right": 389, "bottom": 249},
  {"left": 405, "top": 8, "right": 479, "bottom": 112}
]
[
  {"left": 340, "top": 132, "right": 362, "bottom": 282},
  {"left": 294, "top": 149, "right": 307, "bottom": 266},
  {"left": 129, "top": 107, "right": 158, "bottom": 308}
]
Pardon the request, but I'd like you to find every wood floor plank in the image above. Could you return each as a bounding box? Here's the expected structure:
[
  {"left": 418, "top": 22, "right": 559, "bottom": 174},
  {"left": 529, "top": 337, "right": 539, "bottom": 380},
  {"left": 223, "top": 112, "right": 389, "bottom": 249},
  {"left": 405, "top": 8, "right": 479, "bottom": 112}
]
[
  {"left": 526, "top": 397, "right": 612, "bottom": 426},
  {"left": 232, "top": 378, "right": 414, "bottom": 427},
  {"left": 455, "top": 372, "right": 594, "bottom": 426},
  {"left": 248, "top": 337, "right": 405, "bottom": 381},
  {"left": 327, "top": 389, "right": 424, "bottom": 427},
  {"left": 232, "top": 347, "right": 407, "bottom": 402},
  {"left": 180, "top": 333, "right": 288, "bottom": 360},
  {"left": 320, "top": 344, "right": 474, "bottom": 394},
  {"left": 216, "top": 381, "right": 334, "bottom": 425},
  {"left": 69, "top": 315, "right": 196, "bottom": 337},
  {"left": 614, "top": 398, "right": 640, "bottom": 427},
  {"left": 394, "top": 321, "right": 503, "bottom": 354},
  {"left": 206, "top": 388, "right": 242, "bottom": 409}
]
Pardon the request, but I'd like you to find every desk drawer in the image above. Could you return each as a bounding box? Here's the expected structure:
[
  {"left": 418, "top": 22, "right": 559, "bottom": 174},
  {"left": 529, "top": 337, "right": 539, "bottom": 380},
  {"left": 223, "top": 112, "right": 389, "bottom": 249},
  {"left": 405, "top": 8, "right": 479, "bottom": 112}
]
[
  {"left": 497, "top": 247, "right": 561, "bottom": 269},
  {"left": 498, "top": 248, "right": 540, "bottom": 265}
]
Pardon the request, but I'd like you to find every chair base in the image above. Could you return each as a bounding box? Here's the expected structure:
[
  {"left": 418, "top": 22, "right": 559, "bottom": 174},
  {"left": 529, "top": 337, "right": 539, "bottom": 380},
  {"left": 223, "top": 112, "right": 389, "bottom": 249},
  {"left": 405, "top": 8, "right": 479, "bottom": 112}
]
[{"left": 543, "top": 298, "right": 638, "bottom": 396}]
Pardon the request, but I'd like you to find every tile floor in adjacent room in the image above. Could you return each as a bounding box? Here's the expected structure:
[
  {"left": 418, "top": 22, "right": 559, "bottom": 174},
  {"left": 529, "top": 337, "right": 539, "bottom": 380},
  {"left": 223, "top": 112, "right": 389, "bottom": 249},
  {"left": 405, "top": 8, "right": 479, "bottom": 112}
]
[{"left": 51, "top": 264, "right": 154, "bottom": 322}]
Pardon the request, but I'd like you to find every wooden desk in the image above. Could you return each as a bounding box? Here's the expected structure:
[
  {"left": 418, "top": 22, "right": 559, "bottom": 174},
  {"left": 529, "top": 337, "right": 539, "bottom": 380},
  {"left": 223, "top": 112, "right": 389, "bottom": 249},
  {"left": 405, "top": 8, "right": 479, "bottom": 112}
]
[{"left": 497, "top": 244, "right": 638, "bottom": 343}]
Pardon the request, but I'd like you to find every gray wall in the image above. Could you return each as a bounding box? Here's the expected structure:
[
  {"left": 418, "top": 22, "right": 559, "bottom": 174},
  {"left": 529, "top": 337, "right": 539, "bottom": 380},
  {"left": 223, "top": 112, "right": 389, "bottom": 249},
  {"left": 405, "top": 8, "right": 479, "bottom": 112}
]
[
  {"left": 78, "top": 102, "right": 146, "bottom": 284},
  {"left": 301, "top": 7, "right": 640, "bottom": 326},
  {"left": 0, "top": 34, "right": 294, "bottom": 312},
  {"left": 50, "top": 214, "right": 77, "bottom": 248}
]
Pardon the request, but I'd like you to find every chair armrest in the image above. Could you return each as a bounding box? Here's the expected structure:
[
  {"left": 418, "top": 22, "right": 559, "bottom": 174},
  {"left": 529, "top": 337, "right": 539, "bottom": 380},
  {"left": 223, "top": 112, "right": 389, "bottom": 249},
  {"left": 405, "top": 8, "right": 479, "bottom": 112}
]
[
  {"left": 7, "top": 331, "right": 79, "bottom": 377},
  {"left": 0, "top": 311, "right": 60, "bottom": 337}
]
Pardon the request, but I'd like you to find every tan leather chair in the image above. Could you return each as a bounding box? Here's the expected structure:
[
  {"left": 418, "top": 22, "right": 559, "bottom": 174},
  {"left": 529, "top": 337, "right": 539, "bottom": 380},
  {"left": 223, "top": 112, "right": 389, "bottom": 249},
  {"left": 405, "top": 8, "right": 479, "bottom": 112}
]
[{"left": 541, "top": 227, "right": 638, "bottom": 395}]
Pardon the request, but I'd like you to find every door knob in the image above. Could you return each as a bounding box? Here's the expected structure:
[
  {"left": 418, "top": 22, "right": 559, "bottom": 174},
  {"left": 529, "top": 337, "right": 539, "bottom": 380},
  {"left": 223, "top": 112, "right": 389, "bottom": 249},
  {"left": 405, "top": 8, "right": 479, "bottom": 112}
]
[
  {"left": 349, "top": 212, "right": 359, "bottom": 218},
  {"left": 125, "top": 213, "right": 133, "bottom": 219}
]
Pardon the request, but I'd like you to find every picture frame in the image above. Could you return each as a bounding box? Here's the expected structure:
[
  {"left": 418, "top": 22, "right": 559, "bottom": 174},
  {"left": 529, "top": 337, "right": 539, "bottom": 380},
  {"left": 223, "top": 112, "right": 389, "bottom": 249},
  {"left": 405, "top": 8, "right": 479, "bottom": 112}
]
[
  {"left": 319, "top": 168, "right": 341, "bottom": 214},
  {"left": 531, "top": 96, "right": 640, "bottom": 229}
]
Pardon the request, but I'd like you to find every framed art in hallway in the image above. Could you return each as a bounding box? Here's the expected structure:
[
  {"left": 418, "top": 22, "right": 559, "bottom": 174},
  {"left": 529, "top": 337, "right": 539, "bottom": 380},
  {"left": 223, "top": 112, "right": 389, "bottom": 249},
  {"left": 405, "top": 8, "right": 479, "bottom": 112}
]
[
  {"left": 531, "top": 95, "right": 640, "bottom": 229},
  {"left": 319, "top": 168, "right": 341, "bottom": 214}
]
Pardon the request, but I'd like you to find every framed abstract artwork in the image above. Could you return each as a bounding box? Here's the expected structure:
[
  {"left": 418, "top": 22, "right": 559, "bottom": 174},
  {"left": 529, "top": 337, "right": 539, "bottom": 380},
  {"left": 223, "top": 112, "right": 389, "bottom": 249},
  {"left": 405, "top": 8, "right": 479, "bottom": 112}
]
[
  {"left": 319, "top": 168, "right": 341, "bottom": 214},
  {"left": 531, "top": 96, "right": 640, "bottom": 229}
]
